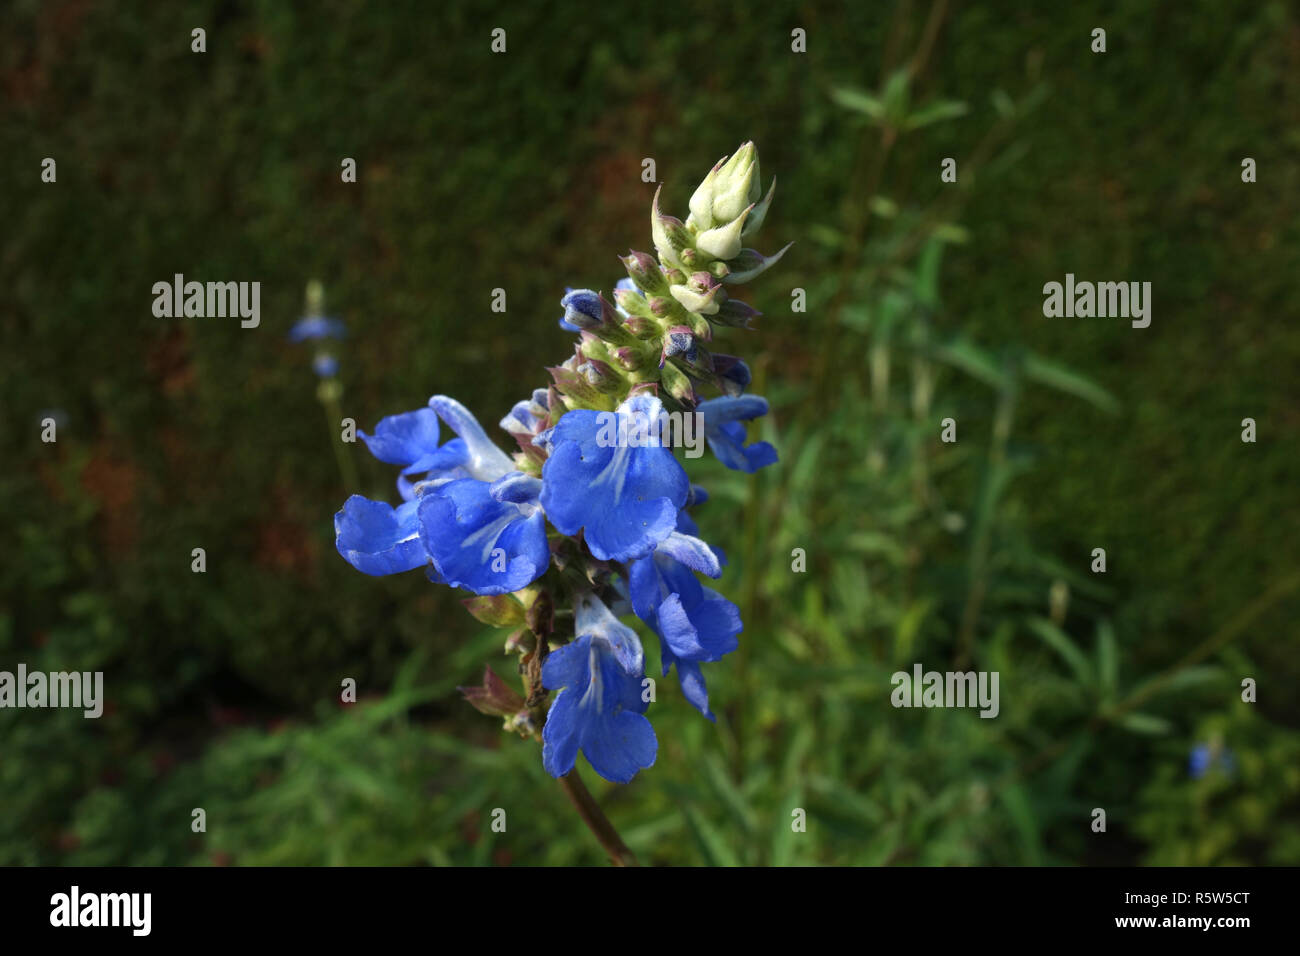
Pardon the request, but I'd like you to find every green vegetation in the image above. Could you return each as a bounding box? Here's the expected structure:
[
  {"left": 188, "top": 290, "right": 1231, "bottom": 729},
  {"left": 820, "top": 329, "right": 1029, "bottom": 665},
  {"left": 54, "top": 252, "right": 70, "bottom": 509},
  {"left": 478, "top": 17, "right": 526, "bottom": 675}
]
[{"left": 2, "top": 0, "right": 1296, "bottom": 865}]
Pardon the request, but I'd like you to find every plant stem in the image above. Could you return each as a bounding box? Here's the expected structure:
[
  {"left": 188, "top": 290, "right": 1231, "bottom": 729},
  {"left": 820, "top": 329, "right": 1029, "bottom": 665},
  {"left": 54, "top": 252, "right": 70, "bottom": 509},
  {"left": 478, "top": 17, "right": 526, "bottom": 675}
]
[
  {"left": 320, "top": 389, "right": 360, "bottom": 490},
  {"left": 558, "top": 768, "right": 639, "bottom": 866}
]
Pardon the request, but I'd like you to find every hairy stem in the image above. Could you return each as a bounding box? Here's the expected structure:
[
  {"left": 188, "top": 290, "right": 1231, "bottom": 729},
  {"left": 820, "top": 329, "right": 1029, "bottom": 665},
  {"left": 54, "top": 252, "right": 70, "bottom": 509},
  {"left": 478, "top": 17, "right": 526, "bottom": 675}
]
[{"left": 558, "top": 768, "right": 640, "bottom": 866}]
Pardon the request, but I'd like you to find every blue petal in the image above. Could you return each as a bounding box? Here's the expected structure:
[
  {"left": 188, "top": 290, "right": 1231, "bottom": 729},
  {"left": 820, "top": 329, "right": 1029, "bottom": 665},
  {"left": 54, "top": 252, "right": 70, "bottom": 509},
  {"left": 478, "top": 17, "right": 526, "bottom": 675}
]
[
  {"left": 288, "top": 316, "right": 345, "bottom": 342},
  {"left": 489, "top": 472, "right": 542, "bottom": 505},
  {"left": 581, "top": 708, "right": 657, "bottom": 783},
  {"left": 541, "top": 634, "right": 656, "bottom": 783},
  {"left": 428, "top": 396, "right": 515, "bottom": 482},
  {"left": 334, "top": 496, "right": 426, "bottom": 576},
  {"left": 540, "top": 396, "right": 688, "bottom": 562},
  {"left": 674, "top": 659, "right": 715, "bottom": 721},
  {"left": 699, "top": 395, "right": 769, "bottom": 426},
  {"left": 707, "top": 421, "right": 779, "bottom": 473},
  {"left": 542, "top": 690, "right": 585, "bottom": 778},
  {"left": 575, "top": 591, "right": 644, "bottom": 675},
  {"left": 656, "top": 530, "right": 722, "bottom": 578},
  {"left": 416, "top": 478, "right": 548, "bottom": 594},
  {"left": 359, "top": 408, "right": 441, "bottom": 467}
]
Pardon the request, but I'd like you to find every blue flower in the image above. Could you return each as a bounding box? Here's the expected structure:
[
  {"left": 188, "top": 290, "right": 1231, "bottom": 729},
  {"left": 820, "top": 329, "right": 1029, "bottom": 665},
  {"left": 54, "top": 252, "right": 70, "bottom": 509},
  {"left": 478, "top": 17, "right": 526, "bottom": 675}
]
[
  {"left": 312, "top": 354, "right": 339, "bottom": 378},
  {"left": 499, "top": 388, "right": 551, "bottom": 439},
  {"left": 540, "top": 393, "right": 689, "bottom": 562},
  {"left": 359, "top": 407, "right": 465, "bottom": 477},
  {"left": 542, "top": 593, "right": 656, "bottom": 783},
  {"left": 1188, "top": 742, "right": 1235, "bottom": 779},
  {"left": 288, "top": 316, "right": 345, "bottom": 342},
  {"left": 698, "top": 395, "right": 778, "bottom": 473},
  {"left": 334, "top": 496, "right": 426, "bottom": 576},
  {"left": 428, "top": 395, "right": 517, "bottom": 482},
  {"left": 417, "top": 472, "right": 549, "bottom": 595},
  {"left": 627, "top": 524, "right": 740, "bottom": 721},
  {"left": 558, "top": 288, "right": 615, "bottom": 332}
]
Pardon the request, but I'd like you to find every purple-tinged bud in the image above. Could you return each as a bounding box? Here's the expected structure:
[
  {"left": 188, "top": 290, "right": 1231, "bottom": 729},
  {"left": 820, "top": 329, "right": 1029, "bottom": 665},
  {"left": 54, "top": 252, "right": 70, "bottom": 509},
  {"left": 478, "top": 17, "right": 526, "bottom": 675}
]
[
  {"left": 663, "top": 268, "right": 686, "bottom": 286},
  {"left": 648, "top": 296, "right": 673, "bottom": 318},
  {"left": 688, "top": 271, "right": 718, "bottom": 295},
  {"left": 578, "top": 357, "right": 620, "bottom": 392},
  {"left": 458, "top": 666, "right": 526, "bottom": 718},
  {"left": 679, "top": 247, "right": 701, "bottom": 269},
  {"left": 670, "top": 272, "right": 726, "bottom": 315},
  {"left": 714, "top": 297, "right": 761, "bottom": 328},
  {"left": 560, "top": 288, "right": 616, "bottom": 329},
  {"left": 614, "top": 346, "right": 648, "bottom": 371},
  {"left": 660, "top": 325, "right": 698, "bottom": 366},
  {"left": 621, "top": 315, "right": 658, "bottom": 337},
  {"left": 659, "top": 360, "right": 699, "bottom": 407},
  {"left": 651, "top": 186, "right": 692, "bottom": 267},
  {"left": 621, "top": 250, "right": 669, "bottom": 296}
]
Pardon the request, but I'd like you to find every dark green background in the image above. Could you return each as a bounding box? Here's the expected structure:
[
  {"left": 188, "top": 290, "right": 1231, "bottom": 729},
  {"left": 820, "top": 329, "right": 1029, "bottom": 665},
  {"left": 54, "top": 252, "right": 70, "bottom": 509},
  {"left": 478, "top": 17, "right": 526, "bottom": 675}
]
[{"left": 2, "top": 0, "right": 1296, "bottom": 865}]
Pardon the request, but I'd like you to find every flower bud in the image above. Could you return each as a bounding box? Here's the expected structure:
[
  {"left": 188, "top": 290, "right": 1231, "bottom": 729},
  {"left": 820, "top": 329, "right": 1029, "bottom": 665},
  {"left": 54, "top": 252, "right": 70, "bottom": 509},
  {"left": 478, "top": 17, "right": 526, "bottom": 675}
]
[
  {"left": 659, "top": 360, "right": 698, "bottom": 406},
  {"left": 695, "top": 205, "right": 752, "bottom": 261},
  {"left": 663, "top": 268, "right": 686, "bottom": 286},
  {"left": 660, "top": 325, "right": 697, "bottom": 365},
  {"left": 459, "top": 666, "right": 526, "bottom": 718},
  {"left": 578, "top": 357, "right": 621, "bottom": 392},
  {"left": 621, "top": 315, "right": 659, "bottom": 337},
  {"left": 614, "top": 346, "right": 649, "bottom": 371},
  {"left": 688, "top": 156, "right": 725, "bottom": 229},
  {"left": 614, "top": 286, "right": 653, "bottom": 318},
  {"left": 651, "top": 186, "right": 692, "bottom": 267},
  {"left": 560, "top": 289, "right": 616, "bottom": 329},
  {"left": 648, "top": 296, "right": 673, "bottom": 318},
  {"left": 670, "top": 283, "right": 724, "bottom": 316},
  {"left": 711, "top": 142, "right": 762, "bottom": 223},
  {"left": 621, "top": 250, "right": 669, "bottom": 296}
]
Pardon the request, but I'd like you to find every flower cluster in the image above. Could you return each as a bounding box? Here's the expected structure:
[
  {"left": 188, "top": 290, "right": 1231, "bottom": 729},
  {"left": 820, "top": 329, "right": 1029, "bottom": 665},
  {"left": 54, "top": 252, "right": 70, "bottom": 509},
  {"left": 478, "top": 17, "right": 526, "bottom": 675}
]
[
  {"left": 334, "top": 143, "right": 787, "bottom": 783},
  {"left": 289, "top": 280, "right": 345, "bottom": 383}
]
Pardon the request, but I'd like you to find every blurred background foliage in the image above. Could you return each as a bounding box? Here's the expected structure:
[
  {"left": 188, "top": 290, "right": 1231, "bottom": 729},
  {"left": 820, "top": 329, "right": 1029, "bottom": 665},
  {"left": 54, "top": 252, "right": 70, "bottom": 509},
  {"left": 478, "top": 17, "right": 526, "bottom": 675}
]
[{"left": 2, "top": 0, "right": 1298, "bottom": 865}]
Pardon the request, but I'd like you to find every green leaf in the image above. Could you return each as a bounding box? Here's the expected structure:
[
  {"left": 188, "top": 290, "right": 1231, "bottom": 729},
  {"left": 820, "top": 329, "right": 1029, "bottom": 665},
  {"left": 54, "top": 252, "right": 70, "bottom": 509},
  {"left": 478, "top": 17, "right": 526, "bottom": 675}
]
[
  {"left": 1119, "top": 712, "right": 1173, "bottom": 735},
  {"left": 1025, "top": 616, "right": 1094, "bottom": 686},
  {"left": 681, "top": 804, "right": 740, "bottom": 866},
  {"left": 914, "top": 237, "right": 944, "bottom": 309},
  {"left": 881, "top": 69, "right": 911, "bottom": 123},
  {"left": 1021, "top": 352, "right": 1120, "bottom": 414},
  {"left": 932, "top": 336, "right": 1013, "bottom": 391},
  {"left": 903, "top": 99, "right": 969, "bottom": 131},
  {"left": 998, "top": 783, "right": 1043, "bottom": 865},
  {"left": 1096, "top": 620, "right": 1119, "bottom": 704},
  {"left": 829, "top": 85, "right": 884, "bottom": 119}
]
